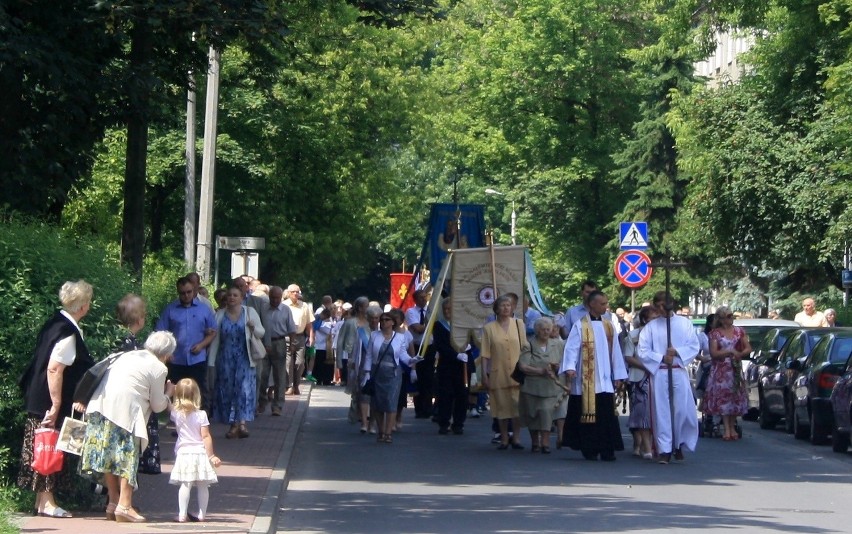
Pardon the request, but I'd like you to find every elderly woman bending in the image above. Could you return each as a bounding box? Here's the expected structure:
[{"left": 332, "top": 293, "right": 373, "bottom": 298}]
[
  {"left": 18, "top": 280, "right": 95, "bottom": 518},
  {"left": 518, "top": 317, "right": 564, "bottom": 453},
  {"left": 81, "top": 331, "right": 176, "bottom": 523}
]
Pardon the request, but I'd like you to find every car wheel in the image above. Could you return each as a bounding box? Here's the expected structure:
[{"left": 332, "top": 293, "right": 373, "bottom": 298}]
[
  {"left": 831, "top": 430, "right": 850, "bottom": 453},
  {"left": 793, "top": 409, "right": 809, "bottom": 440},
  {"left": 759, "top": 402, "right": 777, "bottom": 430},
  {"left": 810, "top": 413, "right": 829, "bottom": 445}
]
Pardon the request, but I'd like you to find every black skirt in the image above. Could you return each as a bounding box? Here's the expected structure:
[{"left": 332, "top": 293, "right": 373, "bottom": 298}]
[{"left": 563, "top": 393, "right": 624, "bottom": 454}]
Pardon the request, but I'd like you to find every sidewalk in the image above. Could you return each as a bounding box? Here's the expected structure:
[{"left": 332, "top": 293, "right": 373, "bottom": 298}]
[{"left": 18, "top": 385, "right": 312, "bottom": 534}]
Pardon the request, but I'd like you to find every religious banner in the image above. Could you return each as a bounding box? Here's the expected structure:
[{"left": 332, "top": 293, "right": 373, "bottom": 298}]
[
  {"left": 389, "top": 273, "right": 416, "bottom": 310},
  {"left": 426, "top": 203, "right": 486, "bottom": 286},
  {"left": 449, "top": 245, "right": 526, "bottom": 349}
]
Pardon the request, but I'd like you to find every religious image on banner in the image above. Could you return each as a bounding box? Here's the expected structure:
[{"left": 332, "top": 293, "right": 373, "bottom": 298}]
[
  {"left": 389, "top": 273, "right": 416, "bottom": 310},
  {"left": 427, "top": 203, "right": 485, "bottom": 287},
  {"left": 448, "top": 245, "right": 526, "bottom": 349}
]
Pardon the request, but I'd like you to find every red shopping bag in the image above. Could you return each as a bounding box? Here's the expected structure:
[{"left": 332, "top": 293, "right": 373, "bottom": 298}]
[{"left": 31, "top": 428, "right": 64, "bottom": 476}]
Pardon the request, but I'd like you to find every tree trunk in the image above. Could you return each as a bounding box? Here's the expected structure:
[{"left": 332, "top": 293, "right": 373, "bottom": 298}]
[{"left": 121, "top": 19, "right": 153, "bottom": 275}]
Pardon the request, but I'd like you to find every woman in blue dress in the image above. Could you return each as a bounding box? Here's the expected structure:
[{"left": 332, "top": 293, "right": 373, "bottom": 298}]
[{"left": 208, "top": 285, "right": 265, "bottom": 439}]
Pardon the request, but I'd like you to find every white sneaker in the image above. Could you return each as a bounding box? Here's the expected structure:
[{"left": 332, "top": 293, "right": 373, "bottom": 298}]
[{"left": 469, "top": 408, "right": 480, "bottom": 418}]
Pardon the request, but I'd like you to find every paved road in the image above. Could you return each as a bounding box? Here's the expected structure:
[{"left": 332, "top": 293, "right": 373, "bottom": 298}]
[{"left": 278, "top": 387, "right": 852, "bottom": 533}]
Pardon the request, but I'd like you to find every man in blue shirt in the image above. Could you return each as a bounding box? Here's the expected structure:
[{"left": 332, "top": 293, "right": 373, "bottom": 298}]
[
  {"left": 560, "top": 280, "right": 598, "bottom": 339},
  {"left": 155, "top": 276, "right": 217, "bottom": 409}
]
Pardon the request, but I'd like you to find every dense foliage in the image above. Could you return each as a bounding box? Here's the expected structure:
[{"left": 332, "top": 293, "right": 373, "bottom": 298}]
[
  {"left": 3, "top": 0, "right": 850, "bottom": 310},
  {"left": 0, "top": 214, "right": 184, "bottom": 511},
  {"left": 4, "top": 0, "right": 852, "bottom": 520}
]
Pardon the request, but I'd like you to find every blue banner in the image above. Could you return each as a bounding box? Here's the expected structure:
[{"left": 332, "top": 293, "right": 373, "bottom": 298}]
[{"left": 427, "top": 203, "right": 485, "bottom": 286}]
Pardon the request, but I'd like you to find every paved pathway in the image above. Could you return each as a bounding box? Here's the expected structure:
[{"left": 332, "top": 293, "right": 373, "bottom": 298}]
[{"left": 18, "top": 385, "right": 310, "bottom": 534}]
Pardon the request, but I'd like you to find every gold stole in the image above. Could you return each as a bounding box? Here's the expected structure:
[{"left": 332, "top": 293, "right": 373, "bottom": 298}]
[{"left": 579, "top": 317, "right": 613, "bottom": 424}]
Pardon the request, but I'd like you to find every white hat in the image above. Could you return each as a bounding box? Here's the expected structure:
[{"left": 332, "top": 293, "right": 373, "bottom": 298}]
[{"left": 342, "top": 302, "right": 352, "bottom": 311}]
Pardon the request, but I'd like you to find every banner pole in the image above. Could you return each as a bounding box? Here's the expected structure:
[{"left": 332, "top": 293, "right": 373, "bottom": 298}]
[{"left": 489, "top": 235, "right": 499, "bottom": 299}]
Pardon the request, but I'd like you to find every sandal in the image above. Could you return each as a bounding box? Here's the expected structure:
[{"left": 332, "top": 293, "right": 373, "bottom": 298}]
[
  {"left": 384, "top": 435, "right": 393, "bottom": 444},
  {"left": 39, "top": 505, "right": 73, "bottom": 518},
  {"left": 541, "top": 446, "right": 551, "bottom": 454},
  {"left": 497, "top": 443, "right": 509, "bottom": 450},
  {"left": 531, "top": 446, "right": 541, "bottom": 453},
  {"left": 225, "top": 425, "right": 239, "bottom": 439},
  {"left": 114, "top": 504, "right": 145, "bottom": 523},
  {"left": 238, "top": 424, "right": 249, "bottom": 439},
  {"left": 106, "top": 502, "right": 117, "bottom": 521}
]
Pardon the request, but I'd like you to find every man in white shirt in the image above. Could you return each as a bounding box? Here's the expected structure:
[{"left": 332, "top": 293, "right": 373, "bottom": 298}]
[
  {"left": 284, "top": 284, "right": 315, "bottom": 395},
  {"left": 406, "top": 290, "right": 435, "bottom": 418},
  {"left": 258, "top": 286, "right": 296, "bottom": 415},
  {"left": 794, "top": 297, "right": 829, "bottom": 327}
]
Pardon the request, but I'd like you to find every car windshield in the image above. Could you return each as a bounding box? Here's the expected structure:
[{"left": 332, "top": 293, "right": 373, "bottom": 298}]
[
  {"left": 741, "top": 326, "right": 773, "bottom": 348},
  {"left": 830, "top": 337, "right": 852, "bottom": 363}
]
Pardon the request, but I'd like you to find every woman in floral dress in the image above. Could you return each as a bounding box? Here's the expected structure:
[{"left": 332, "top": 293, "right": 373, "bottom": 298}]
[
  {"left": 705, "top": 306, "right": 751, "bottom": 440},
  {"left": 209, "top": 285, "right": 264, "bottom": 439}
]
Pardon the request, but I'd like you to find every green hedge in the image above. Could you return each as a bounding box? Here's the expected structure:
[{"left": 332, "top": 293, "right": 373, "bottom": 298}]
[{"left": 0, "top": 214, "right": 184, "bottom": 513}]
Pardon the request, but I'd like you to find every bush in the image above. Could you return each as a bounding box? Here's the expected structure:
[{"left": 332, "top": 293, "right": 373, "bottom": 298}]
[{"left": 0, "top": 214, "right": 184, "bottom": 511}]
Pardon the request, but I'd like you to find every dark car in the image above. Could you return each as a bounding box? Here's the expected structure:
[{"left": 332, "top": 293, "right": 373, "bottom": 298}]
[
  {"left": 746, "top": 327, "right": 802, "bottom": 425},
  {"left": 830, "top": 351, "right": 852, "bottom": 452},
  {"left": 757, "top": 328, "right": 829, "bottom": 432},
  {"left": 790, "top": 328, "right": 852, "bottom": 444}
]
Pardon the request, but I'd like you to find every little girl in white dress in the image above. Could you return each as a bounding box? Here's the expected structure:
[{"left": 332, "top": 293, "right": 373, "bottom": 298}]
[{"left": 169, "top": 378, "right": 221, "bottom": 522}]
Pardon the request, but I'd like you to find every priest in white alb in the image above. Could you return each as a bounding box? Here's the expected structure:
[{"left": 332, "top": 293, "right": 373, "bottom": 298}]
[
  {"left": 560, "top": 290, "right": 628, "bottom": 461},
  {"left": 637, "top": 291, "right": 700, "bottom": 464}
]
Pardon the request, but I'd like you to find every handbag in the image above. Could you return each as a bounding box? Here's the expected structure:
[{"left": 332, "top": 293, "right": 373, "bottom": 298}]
[
  {"left": 31, "top": 427, "right": 64, "bottom": 475},
  {"left": 56, "top": 413, "right": 87, "bottom": 456},
  {"left": 361, "top": 334, "right": 395, "bottom": 396},
  {"left": 511, "top": 319, "right": 525, "bottom": 385},
  {"left": 511, "top": 361, "right": 525, "bottom": 385},
  {"left": 361, "top": 378, "right": 376, "bottom": 396},
  {"left": 249, "top": 334, "right": 266, "bottom": 362},
  {"left": 73, "top": 351, "right": 126, "bottom": 404}
]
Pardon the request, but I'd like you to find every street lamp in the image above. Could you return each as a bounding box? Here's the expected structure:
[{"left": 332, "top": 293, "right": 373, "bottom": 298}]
[{"left": 484, "top": 188, "right": 516, "bottom": 245}]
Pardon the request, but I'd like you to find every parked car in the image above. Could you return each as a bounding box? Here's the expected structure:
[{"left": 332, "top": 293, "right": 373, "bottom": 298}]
[
  {"left": 757, "top": 328, "right": 829, "bottom": 433},
  {"left": 790, "top": 328, "right": 852, "bottom": 444},
  {"left": 745, "top": 327, "right": 802, "bottom": 424},
  {"left": 735, "top": 319, "right": 799, "bottom": 355},
  {"left": 830, "top": 351, "right": 852, "bottom": 452}
]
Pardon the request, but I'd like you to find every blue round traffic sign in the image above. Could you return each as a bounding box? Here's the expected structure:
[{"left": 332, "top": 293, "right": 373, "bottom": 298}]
[{"left": 614, "top": 250, "right": 653, "bottom": 289}]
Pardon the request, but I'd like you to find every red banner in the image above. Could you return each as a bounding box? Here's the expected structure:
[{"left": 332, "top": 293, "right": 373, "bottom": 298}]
[{"left": 390, "top": 273, "right": 415, "bottom": 311}]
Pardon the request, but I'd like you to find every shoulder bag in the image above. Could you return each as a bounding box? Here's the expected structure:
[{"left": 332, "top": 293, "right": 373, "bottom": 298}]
[
  {"left": 73, "top": 351, "right": 126, "bottom": 404},
  {"left": 362, "top": 334, "right": 395, "bottom": 396},
  {"left": 511, "top": 319, "right": 526, "bottom": 385}
]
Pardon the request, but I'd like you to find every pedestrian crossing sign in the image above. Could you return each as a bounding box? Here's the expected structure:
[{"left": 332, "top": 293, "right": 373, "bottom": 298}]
[{"left": 619, "top": 222, "right": 648, "bottom": 250}]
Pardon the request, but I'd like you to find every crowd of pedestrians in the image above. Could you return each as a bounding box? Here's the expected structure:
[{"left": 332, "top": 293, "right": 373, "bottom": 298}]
[{"left": 16, "top": 274, "right": 844, "bottom": 525}]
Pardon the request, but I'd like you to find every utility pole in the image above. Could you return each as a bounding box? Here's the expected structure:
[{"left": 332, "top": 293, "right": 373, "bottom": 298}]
[
  {"left": 183, "top": 43, "right": 197, "bottom": 271},
  {"left": 195, "top": 46, "right": 221, "bottom": 282}
]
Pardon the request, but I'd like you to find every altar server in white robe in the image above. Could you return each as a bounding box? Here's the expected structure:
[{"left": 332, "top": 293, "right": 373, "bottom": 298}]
[
  {"left": 637, "top": 291, "right": 700, "bottom": 464},
  {"left": 560, "top": 291, "right": 628, "bottom": 461}
]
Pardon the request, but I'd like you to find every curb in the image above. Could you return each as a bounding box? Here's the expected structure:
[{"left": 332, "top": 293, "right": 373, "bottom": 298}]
[{"left": 249, "top": 385, "right": 310, "bottom": 534}]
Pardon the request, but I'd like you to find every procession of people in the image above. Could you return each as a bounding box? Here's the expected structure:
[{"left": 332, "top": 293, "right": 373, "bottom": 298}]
[{"left": 18, "top": 269, "right": 843, "bottom": 526}]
